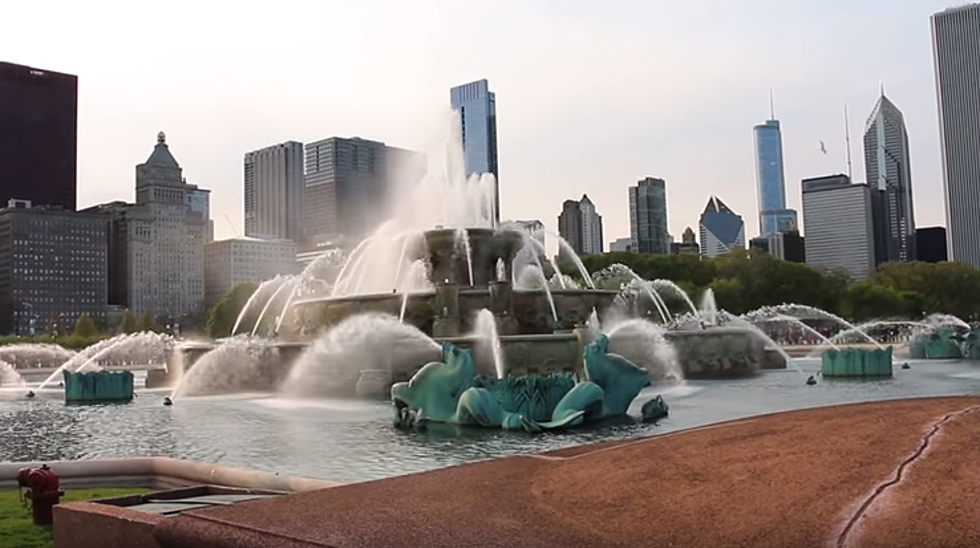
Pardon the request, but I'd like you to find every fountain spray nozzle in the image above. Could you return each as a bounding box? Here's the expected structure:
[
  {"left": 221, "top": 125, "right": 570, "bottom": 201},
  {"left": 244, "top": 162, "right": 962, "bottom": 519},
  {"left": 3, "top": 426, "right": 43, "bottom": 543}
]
[
  {"left": 163, "top": 397, "right": 173, "bottom": 406},
  {"left": 805, "top": 375, "right": 817, "bottom": 386},
  {"left": 25, "top": 390, "right": 35, "bottom": 398}
]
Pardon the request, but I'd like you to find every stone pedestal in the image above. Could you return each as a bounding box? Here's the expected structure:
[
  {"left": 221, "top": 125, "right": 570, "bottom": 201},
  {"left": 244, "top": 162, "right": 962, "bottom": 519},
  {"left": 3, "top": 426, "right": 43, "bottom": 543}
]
[
  {"left": 432, "top": 283, "right": 460, "bottom": 337},
  {"left": 489, "top": 281, "right": 519, "bottom": 336}
]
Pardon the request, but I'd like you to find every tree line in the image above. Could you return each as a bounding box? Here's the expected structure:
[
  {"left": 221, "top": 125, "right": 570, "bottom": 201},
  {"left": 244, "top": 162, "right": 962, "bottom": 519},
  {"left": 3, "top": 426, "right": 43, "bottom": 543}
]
[{"left": 568, "top": 250, "right": 980, "bottom": 321}]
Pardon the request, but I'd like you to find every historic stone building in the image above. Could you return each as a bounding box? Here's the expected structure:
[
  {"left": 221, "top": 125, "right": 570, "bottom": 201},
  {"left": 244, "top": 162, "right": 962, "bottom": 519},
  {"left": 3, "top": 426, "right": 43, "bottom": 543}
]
[{"left": 85, "top": 132, "right": 209, "bottom": 322}]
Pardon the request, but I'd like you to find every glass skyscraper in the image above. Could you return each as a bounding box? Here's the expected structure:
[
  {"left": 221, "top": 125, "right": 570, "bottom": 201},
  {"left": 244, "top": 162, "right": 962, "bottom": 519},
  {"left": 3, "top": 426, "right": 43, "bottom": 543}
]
[
  {"left": 628, "top": 178, "right": 669, "bottom": 254},
  {"left": 753, "top": 119, "right": 797, "bottom": 236},
  {"left": 450, "top": 79, "right": 499, "bottom": 222}
]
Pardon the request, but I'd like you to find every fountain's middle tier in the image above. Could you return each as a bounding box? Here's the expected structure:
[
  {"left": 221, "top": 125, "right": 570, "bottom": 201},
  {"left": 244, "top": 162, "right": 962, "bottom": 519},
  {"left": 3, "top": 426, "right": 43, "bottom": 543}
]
[{"left": 292, "top": 287, "right": 618, "bottom": 337}]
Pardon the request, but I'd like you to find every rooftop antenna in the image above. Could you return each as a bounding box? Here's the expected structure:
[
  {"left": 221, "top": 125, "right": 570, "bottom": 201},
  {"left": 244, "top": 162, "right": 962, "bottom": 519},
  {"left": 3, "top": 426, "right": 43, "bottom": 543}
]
[
  {"left": 843, "top": 104, "right": 854, "bottom": 180},
  {"left": 768, "top": 89, "right": 775, "bottom": 120}
]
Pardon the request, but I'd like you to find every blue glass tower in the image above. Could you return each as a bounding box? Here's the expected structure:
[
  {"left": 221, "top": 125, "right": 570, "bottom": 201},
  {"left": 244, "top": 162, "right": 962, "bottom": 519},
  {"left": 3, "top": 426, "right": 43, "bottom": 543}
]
[
  {"left": 754, "top": 116, "right": 797, "bottom": 236},
  {"left": 450, "top": 79, "right": 499, "bottom": 222}
]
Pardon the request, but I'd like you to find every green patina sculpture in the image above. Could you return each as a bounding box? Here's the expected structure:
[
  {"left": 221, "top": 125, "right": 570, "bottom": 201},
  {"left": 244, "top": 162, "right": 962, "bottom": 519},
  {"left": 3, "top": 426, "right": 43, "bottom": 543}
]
[
  {"left": 820, "top": 347, "right": 893, "bottom": 378},
  {"left": 63, "top": 370, "right": 135, "bottom": 404},
  {"left": 391, "top": 334, "right": 665, "bottom": 433},
  {"left": 909, "top": 327, "right": 965, "bottom": 359},
  {"left": 962, "top": 326, "right": 980, "bottom": 360}
]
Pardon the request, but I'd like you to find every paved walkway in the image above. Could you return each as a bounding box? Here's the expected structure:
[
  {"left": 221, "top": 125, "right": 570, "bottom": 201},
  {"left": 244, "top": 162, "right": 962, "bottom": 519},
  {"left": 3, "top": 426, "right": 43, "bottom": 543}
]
[{"left": 154, "top": 396, "right": 980, "bottom": 548}]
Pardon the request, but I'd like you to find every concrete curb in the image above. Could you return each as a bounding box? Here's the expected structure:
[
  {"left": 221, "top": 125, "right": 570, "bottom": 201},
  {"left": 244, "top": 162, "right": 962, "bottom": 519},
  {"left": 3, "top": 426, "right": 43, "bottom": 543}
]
[{"left": 0, "top": 456, "right": 342, "bottom": 492}]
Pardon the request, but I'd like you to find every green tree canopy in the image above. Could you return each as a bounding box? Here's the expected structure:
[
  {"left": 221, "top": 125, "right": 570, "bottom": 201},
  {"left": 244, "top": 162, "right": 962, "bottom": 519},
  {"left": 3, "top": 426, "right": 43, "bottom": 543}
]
[
  {"left": 138, "top": 312, "right": 157, "bottom": 332},
  {"left": 205, "top": 282, "right": 260, "bottom": 338},
  {"left": 72, "top": 314, "right": 98, "bottom": 338},
  {"left": 120, "top": 310, "right": 140, "bottom": 334}
]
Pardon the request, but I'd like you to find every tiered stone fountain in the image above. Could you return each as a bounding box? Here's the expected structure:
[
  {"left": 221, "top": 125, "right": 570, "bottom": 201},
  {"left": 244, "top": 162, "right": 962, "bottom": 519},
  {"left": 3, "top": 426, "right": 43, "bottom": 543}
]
[{"left": 166, "top": 228, "right": 775, "bottom": 396}]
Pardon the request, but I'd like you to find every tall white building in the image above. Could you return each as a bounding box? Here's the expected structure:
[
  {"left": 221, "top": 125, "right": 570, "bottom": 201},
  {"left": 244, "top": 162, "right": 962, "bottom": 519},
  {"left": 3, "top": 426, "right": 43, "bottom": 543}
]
[
  {"left": 579, "top": 195, "right": 604, "bottom": 255},
  {"left": 244, "top": 142, "right": 304, "bottom": 241},
  {"left": 863, "top": 91, "right": 915, "bottom": 263},
  {"left": 86, "top": 132, "right": 210, "bottom": 320},
  {"left": 204, "top": 238, "right": 299, "bottom": 305},
  {"left": 931, "top": 5, "right": 980, "bottom": 268},
  {"left": 802, "top": 174, "right": 876, "bottom": 281}
]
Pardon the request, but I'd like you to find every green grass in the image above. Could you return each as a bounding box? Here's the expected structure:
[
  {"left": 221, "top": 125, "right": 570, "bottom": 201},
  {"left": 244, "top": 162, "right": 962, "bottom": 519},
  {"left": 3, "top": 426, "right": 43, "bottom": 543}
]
[{"left": 0, "top": 487, "right": 149, "bottom": 548}]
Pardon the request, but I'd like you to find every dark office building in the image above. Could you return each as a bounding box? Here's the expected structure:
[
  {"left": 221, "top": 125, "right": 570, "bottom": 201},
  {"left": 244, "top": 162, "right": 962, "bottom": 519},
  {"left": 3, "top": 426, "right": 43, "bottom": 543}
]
[
  {"left": 915, "top": 226, "right": 948, "bottom": 263},
  {"left": 557, "top": 199, "right": 584, "bottom": 255},
  {"left": 303, "top": 137, "right": 424, "bottom": 245},
  {"left": 749, "top": 230, "right": 805, "bottom": 263},
  {"left": 0, "top": 200, "right": 107, "bottom": 334},
  {"left": 0, "top": 62, "right": 78, "bottom": 210}
]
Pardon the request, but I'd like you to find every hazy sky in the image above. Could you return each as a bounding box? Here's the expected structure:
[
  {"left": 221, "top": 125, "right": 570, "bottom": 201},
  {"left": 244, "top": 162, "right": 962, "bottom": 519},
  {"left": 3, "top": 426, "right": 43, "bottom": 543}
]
[{"left": 1, "top": 0, "right": 957, "bottom": 244}]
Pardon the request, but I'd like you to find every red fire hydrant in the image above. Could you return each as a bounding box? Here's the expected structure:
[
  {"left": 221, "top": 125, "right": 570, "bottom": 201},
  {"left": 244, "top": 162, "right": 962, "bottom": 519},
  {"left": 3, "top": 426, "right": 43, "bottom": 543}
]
[{"left": 17, "top": 464, "right": 64, "bottom": 525}]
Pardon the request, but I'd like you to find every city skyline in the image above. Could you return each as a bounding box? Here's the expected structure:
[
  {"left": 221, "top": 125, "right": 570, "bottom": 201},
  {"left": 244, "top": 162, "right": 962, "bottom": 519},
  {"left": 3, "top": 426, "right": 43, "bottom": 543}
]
[{"left": 0, "top": 0, "right": 956, "bottom": 244}]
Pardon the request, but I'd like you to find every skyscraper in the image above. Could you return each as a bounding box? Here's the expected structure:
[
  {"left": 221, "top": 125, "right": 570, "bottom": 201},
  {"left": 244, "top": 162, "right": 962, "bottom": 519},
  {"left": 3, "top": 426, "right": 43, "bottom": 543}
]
[
  {"left": 450, "top": 79, "right": 499, "bottom": 222},
  {"left": 244, "top": 141, "right": 304, "bottom": 241},
  {"left": 801, "top": 174, "right": 876, "bottom": 281},
  {"left": 0, "top": 62, "right": 78, "bottom": 210},
  {"left": 699, "top": 196, "right": 745, "bottom": 257},
  {"left": 557, "top": 200, "right": 583, "bottom": 255},
  {"left": 629, "top": 178, "right": 669, "bottom": 254},
  {"left": 557, "top": 195, "right": 603, "bottom": 256},
  {"left": 303, "top": 137, "right": 424, "bottom": 245},
  {"left": 931, "top": 5, "right": 980, "bottom": 268},
  {"left": 753, "top": 109, "right": 797, "bottom": 236},
  {"left": 579, "top": 195, "right": 603, "bottom": 255},
  {"left": 84, "top": 133, "right": 210, "bottom": 319},
  {"left": 863, "top": 91, "right": 916, "bottom": 263}
]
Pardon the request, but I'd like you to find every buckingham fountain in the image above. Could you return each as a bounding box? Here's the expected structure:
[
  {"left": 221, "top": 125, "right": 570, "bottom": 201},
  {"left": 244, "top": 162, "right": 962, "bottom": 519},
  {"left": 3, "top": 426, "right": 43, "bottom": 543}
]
[{"left": 163, "top": 222, "right": 784, "bottom": 415}]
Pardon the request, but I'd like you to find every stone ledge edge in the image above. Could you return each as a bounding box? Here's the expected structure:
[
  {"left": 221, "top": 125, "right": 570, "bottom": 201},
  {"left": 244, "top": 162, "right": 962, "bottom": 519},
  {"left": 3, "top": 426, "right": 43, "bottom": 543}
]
[{"left": 0, "top": 456, "right": 342, "bottom": 493}]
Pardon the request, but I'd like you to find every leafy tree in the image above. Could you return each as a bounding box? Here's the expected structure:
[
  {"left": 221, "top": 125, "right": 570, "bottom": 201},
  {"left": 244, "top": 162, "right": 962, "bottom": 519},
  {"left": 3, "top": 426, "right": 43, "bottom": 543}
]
[
  {"left": 205, "top": 282, "right": 260, "bottom": 338},
  {"left": 138, "top": 312, "right": 157, "bottom": 332},
  {"left": 120, "top": 310, "right": 140, "bottom": 333},
  {"left": 872, "top": 261, "right": 980, "bottom": 319},
  {"left": 72, "top": 314, "right": 98, "bottom": 338}
]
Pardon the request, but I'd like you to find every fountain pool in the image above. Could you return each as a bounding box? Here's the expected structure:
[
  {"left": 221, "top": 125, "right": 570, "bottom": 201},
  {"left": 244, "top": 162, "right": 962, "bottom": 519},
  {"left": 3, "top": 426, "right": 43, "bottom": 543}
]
[{"left": 3, "top": 359, "right": 980, "bottom": 483}]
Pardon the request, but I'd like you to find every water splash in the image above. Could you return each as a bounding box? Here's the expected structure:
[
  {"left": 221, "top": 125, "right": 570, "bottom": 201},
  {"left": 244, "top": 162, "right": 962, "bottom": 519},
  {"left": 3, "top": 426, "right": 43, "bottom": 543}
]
[
  {"left": 171, "top": 337, "right": 276, "bottom": 399},
  {"left": 37, "top": 332, "right": 174, "bottom": 390},
  {"left": 280, "top": 313, "right": 439, "bottom": 398},
  {"left": 0, "top": 360, "right": 25, "bottom": 387},
  {"left": 699, "top": 288, "right": 718, "bottom": 326},
  {"left": 742, "top": 304, "right": 886, "bottom": 351},
  {"left": 605, "top": 319, "right": 682, "bottom": 380},
  {"left": 474, "top": 309, "right": 505, "bottom": 379}
]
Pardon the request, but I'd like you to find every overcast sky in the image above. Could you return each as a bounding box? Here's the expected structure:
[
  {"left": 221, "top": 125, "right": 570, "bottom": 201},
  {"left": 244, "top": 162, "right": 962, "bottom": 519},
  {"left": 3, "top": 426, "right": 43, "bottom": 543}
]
[{"left": 1, "top": 0, "right": 957, "bottom": 244}]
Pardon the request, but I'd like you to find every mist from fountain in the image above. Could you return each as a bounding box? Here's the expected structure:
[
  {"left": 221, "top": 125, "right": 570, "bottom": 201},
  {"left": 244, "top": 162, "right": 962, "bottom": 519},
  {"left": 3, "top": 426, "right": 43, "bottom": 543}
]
[
  {"left": 923, "top": 313, "right": 970, "bottom": 330},
  {"left": 742, "top": 304, "right": 886, "bottom": 351},
  {"left": 829, "top": 320, "right": 934, "bottom": 345},
  {"left": 0, "top": 343, "right": 76, "bottom": 370},
  {"left": 604, "top": 319, "right": 682, "bottom": 380},
  {"left": 754, "top": 315, "right": 841, "bottom": 351},
  {"left": 0, "top": 360, "right": 25, "bottom": 387},
  {"left": 171, "top": 336, "right": 274, "bottom": 399},
  {"left": 280, "top": 313, "right": 440, "bottom": 398},
  {"left": 73, "top": 332, "right": 174, "bottom": 374},
  {"left": 36, "top": 332, "right": 173, "bottom": 390},
  {"left": 474, "top": 309, "right": 505, "bottom": 379},
  {"left": 714, "top": 311, "right": 806, "bottom": 377}
]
